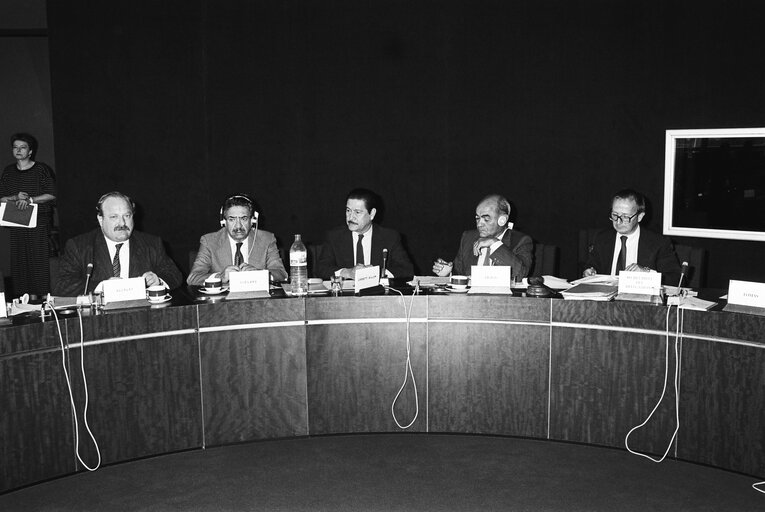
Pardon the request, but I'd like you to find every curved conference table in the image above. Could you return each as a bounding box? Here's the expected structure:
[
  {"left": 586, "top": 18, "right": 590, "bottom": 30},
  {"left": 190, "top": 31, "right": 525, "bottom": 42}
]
[{"left": 1, "top": 288, "right": 764, "bottom": 493}]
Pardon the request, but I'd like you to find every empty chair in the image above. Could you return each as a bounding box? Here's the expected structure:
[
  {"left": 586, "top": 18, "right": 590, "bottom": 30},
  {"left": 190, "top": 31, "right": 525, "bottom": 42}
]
[
  {"left": 531, "top": 243, "right": 559, "bottom": 277},
  {"left": 673, "top": 244, "right": 707, "bottom": 289}
]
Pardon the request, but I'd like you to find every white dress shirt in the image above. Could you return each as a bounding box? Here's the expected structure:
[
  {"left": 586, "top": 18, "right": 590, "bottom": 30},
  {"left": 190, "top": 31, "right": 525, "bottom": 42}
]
[{"left": 610, "top": 225, "right": 640, "bottom": 275}]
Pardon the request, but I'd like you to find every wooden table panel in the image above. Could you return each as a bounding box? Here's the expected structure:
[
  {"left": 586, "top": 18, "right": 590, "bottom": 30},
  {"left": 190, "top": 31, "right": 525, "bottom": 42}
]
[
  {"left": 198, "top": 298, "right": 304, "bottom": 327},
  {"left": 552, "top": 300, "right": 677, "bottom": 331},
  {"left": 306, "top": 295, "right": 427, "bottom": 321},
  {"left": 200, "top": 326, "right": 308, "bottom": 444},
  {"left": 0, "top": 349, "right": 74, "bottom": 491},
  {"left": 67, "top": 334, "right": 202, "bottom": 466},
  {"left": 679, "top": 338, "right": 765, "bottom": 476},
  {"left": 428, "top": 322, "right": 550, "bottom": 437},
  {"left": 682, "top": 309, "right": 765, "bottom": 345},
  {"left": 306, "top": 322, "right": 427, "bottom": 434},
  {"left": 428, "top": 295, "right": 550, "bottom": 322},
  {"left": 550, "top": 327, "right": 679, "bottom": 454}
]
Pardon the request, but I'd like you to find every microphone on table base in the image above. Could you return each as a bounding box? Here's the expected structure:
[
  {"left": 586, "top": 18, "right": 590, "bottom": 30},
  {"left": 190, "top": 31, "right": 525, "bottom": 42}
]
[
  {"left": 381, "top": 248, "right": 388, "bottom": 278},
  {"left": 676, "top": 261, "right": 689, "bottom": 291},
  {"left": 76, "top": 263, "right": 94, "bottom": 307},
  {"left": 84, "top": 263, "right": 94, "bottom": 295}
]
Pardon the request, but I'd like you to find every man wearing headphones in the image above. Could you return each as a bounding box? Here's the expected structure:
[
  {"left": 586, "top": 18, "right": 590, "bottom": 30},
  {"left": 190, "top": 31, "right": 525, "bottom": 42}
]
[
  {"left": 432, "top": 194, "right": 533, "bottom": 277},
  {"left": 53, "top": 191, "right": 182, "bottom": 295},
  {"left": 187, "top": 194, "right": 287, "bottom": 286}
]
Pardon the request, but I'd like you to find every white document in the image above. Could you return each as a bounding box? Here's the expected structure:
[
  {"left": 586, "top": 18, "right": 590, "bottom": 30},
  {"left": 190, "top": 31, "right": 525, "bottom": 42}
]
[
  {"left": 468, "top": 266, "right": 512, "bottom": 294},
  {"left": 102, "top": 277, "right": 146, "bottom": 304},
  {"left": 229, "top": 270, "right": 269, "bottom": 292},
  {"left": 0, "top": 292, "right": 7, "bottom": 318},
  {"left": 727, "top": 280, "right": 765, "bottom": 308},
  {"left": 354, "top": 266, "right": 380, "bottom": 293},
  {"left": 227, "top": 270, "right": 271, "bottom": 299},
  {"left": 617, "top": 271, "right": 661, "bottom": 295}
]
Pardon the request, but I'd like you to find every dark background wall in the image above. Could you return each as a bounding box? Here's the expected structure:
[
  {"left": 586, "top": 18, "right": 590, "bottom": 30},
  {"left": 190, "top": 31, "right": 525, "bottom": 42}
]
[
  {"left": 0, "top": 0, "right": 53, "bottom": 285},
  {"left": 46, "top": 0, "right": 765, "bottom": 288}
]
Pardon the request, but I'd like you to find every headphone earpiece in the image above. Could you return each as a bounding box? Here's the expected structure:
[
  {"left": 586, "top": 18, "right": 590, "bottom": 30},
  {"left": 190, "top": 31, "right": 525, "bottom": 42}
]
[{"left": 498, "top": 215, "right": 508, "bottom": 227}]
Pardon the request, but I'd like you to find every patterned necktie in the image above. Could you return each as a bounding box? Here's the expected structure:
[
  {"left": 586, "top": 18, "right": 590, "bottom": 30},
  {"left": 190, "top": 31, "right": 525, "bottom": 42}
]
[
  {"left": 113, "top": 243, "right": 123, "bottom": 277},
  {"left": 235, "top": 242, "right": 244, "bottom": 266},
  {"left": 356, "top": 234, "right": 364, "bottom": 266},
  {"left": 482, "top": 247, "right": 492, "bottom": 266},
  {"left": 617, "top": 235, "right": 627, "bottom": 272}
]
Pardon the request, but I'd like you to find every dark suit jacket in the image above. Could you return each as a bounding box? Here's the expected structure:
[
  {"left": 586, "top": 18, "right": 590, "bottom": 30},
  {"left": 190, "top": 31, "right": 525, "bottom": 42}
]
[
  {"left": 316, "top": 225, "right": 414, "bottom": 279},
  {"left": 53, "top": 229, "right": 182, "bottom": 296},
  {"left": 453, "top": 228, "right": 534, "bottom": 277},
  {"left": 586, "top": 227, "right": 681, "bottom": 284},
  {"left": 187, "top": 227, "right": 287, "bottom": 285}
]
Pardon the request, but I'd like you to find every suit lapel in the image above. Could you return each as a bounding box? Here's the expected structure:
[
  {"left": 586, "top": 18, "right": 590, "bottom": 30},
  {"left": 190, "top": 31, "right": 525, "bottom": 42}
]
[{"left": 93, "top": 233, "right": 113, "bottom": 284}]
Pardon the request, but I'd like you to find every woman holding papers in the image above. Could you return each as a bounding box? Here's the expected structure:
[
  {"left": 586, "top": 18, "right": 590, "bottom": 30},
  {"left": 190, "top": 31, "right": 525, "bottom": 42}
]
[{"left": 0, "top": 133, "right": 56, "bottom": 297}]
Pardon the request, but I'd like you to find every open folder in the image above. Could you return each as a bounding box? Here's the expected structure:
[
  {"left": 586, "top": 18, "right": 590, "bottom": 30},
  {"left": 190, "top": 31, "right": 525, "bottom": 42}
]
[{"left": 0, "top": 202, "right": 38, "bottom": 228}]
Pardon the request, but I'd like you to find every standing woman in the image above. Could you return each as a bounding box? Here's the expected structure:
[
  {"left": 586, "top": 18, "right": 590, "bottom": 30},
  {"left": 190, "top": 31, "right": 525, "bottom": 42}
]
[{"left": 0, "top": 133, "right": 56, "bottom": 297}]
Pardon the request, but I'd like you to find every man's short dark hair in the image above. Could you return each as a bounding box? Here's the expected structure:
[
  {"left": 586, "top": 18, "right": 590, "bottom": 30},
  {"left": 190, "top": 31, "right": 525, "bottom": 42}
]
[
  {"left": 222, "top": 194, "right": 256, "bottom": 217},
  {"left": 10, "top": 133, "right": 38, "bottom": 156},
  {"left": 96, "top": 191, "right": 135, "bottom": 216},
  {"left": 613, "top": 189, "right": 646, "bottom": 213},
  {"left": 346, "top": 188, "right": 378, "bottom": 213}
]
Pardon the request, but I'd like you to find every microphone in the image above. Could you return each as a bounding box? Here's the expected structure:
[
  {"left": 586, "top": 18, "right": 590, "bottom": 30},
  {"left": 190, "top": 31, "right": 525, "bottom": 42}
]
[
  {"left": 381, "top": 248, "right": 388, "bottom": 278},
  {"left": 676, "top": 261, "right": 689, "bottom": 290},
  {"left": 84, "top": 263, "right": 94, "bottom": 295}
]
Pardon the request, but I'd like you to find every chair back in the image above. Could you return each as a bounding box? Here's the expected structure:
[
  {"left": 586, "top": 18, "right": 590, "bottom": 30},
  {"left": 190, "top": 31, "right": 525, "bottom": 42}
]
[
  {"left": 531, "top": 243, "right": 559, "bottom": 277},
  {"left": 673, "top": 244, "right": 707, "bottom": 289}
]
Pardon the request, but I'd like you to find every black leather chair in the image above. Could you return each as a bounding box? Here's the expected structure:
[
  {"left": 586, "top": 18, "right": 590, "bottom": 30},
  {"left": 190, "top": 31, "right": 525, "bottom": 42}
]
[
  {"left": 530, "top": 243, "right": 559, "bottom": 277},
  {"left": 673, "top": 243, "right": 707, "bottom": 289}
]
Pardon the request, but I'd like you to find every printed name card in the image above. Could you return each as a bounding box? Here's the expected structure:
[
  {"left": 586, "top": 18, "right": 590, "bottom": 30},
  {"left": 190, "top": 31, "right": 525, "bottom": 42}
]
[
  {"left": 728, "top": 280, "right": 765, "bottom": 308},
  {"left": 470, "top": 265, "right": 511, "bottom": 287},
  {"left": 0, "top": 292, "right": 7, "bottom": 318},
  {"left": 617, "top": 271, "right": 662, "bottom": 295},
  {"left": 229, "top": 270, "right": 270, "bottom": 292},
  {"left": 354, "top": 266, "right": 380, "bottom": 293},
  {"left": 102, "top": 277, "right": 146, "bottom": 304}
]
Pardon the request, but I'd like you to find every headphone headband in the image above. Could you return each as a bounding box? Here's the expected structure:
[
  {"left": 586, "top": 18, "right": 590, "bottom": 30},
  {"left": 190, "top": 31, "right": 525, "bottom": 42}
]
[{"left": 219, "top": 194, "right": 259, "bottom": 226}]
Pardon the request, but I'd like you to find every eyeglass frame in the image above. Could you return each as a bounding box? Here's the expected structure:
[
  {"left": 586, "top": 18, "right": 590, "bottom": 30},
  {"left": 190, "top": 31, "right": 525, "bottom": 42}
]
[{"left": 609, "top": 211, "right": 640, "bottom": 224}]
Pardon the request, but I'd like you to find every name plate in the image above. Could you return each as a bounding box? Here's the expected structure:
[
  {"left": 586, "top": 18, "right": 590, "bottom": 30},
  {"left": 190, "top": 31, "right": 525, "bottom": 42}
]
[
  {"left": 471, "top": 265, "right": 511, "bottom": 287},
  {"left": 728, "top": 280, "right": 765, "bottom": 308},
  {"left": 229, "top": 270, "right": 270, "bottom": 292},
  {"left": 617, "top": 271, "right": 662, "bottom": 295},
  {"left": 354, "top": 266, "right": 380, "bottom": 293},
  {"left": 0, "top": 292, "right": 7, "bottom": 318},
  {"left": 102, "top": 277, "right": 146, "bottom": 304}
]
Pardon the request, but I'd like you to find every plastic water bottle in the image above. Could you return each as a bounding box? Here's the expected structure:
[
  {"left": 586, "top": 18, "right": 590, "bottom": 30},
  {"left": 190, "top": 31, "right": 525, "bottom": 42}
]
[{"left": 289, "top": 234, "right": 308, "bottom": 296}]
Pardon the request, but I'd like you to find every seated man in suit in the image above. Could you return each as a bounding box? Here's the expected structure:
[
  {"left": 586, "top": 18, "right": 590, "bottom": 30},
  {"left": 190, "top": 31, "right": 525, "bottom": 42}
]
[
  {"left": 432, "top": 194, "right": 533, "bottom": 278},
  {"left": 583, "top": 189, "right": 680, "bottom": 284},
  {"left": 316, "top": 188, "right": 414, "bottom": 280},
  {"left": 54, "top": 191, "right": 182, "bottom": 295},
  {"left": 187, "top": 194, "right": 287, "bottom": 286}
]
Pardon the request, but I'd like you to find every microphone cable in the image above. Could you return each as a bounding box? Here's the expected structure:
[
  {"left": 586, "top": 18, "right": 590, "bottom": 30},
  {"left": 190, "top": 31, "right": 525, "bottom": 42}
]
[
  {"left": 624, "top": 303, "right": 681, "bottom": 463},
  {"left": 385, "top": 281, "right": 420, "bottom": 429},
  {"left": 45, "top": 302, "right": 102, "bottom": 471}
]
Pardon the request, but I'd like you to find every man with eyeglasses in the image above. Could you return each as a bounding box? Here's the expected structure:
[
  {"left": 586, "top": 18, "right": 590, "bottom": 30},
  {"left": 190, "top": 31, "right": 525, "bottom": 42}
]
[{"left": 583, "top": 189, "right": 680, "bottom": 283}]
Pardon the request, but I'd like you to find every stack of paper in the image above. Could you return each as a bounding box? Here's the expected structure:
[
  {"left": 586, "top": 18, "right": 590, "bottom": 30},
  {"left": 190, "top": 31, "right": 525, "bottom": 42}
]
[{"left": 560, "top": 283, "right": 617, "bottom": 301}]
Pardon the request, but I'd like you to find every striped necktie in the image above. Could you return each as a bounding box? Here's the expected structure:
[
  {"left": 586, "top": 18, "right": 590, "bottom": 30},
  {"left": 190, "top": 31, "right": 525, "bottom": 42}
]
[
  {"left": 235, "top": 242, "right": 244, "bottom": 266},
  {"left": 113, "top": 243, "right": 123, "bottom": 277}
]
